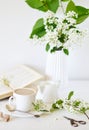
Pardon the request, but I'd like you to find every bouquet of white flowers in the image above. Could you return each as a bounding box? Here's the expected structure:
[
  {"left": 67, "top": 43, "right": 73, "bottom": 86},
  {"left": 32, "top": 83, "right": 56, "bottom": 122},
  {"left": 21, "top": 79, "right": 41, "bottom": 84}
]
[
  {"left": 32, "top": 11, "right": 85, "bottom": 55},
  {"left": 26, "top": 0, "right": 89, "bottom": 55}
]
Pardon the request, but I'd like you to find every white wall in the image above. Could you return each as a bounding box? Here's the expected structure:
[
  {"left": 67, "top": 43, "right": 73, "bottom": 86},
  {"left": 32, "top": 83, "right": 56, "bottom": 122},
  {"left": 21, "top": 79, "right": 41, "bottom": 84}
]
[
  {"left": 0, "top": 0, "right": 46, "bottom": 73},
  {"left": 0, "top": 0, "right": 89, "bottom": 80},
  {"left": 68, "top": 0, "right": 89, "bottom": 80}
]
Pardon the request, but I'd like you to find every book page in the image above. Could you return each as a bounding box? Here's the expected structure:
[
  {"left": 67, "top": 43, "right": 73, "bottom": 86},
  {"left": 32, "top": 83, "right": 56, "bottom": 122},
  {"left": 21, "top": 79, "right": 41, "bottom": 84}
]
[
  {"left": 0, "top": 86, "right": 12, "bottom": 99},
  {"left": 0, "top": 65, "right": 43, "bottom": 95}
]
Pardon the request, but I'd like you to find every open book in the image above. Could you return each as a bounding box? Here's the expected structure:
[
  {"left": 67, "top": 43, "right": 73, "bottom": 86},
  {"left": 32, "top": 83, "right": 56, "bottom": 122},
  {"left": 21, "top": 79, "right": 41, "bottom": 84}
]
[{"left": 0, "top": 65, "right": 43, "bottom": 99}]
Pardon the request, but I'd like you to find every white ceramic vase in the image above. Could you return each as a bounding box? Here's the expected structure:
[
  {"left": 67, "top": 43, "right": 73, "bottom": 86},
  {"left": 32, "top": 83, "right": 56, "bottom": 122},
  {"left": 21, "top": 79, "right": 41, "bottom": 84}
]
[{"left": 45, "top": 51, "right": 68, "bottom": 87}]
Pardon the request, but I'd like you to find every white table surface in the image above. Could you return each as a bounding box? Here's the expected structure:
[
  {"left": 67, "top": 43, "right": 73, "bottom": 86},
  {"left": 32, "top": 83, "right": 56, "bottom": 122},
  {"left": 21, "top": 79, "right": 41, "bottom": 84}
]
[{"left": 0, "top": 80, "right": 89, "bottom": 130}]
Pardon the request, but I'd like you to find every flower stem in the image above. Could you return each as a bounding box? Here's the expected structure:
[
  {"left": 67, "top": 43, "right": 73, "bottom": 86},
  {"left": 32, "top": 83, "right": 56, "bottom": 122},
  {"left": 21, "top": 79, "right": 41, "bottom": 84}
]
[{"left": 84, "top": 112, "right": 89, "bottom": 120}]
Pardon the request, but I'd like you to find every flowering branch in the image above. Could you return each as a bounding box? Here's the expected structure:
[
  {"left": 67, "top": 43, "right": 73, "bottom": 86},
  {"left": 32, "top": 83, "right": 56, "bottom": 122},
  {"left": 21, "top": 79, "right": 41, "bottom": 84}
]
[
  {"left": 33, "top": 91, "right": 89, "bottom": 120},
  {"left": 31, "top": 11, "right": 85, "bottom": 55},
  {"left": 25, "top": 0, "right": 89, "bottom": 55},
  {"left": 50, "top": 91, "right": 89, "bottom": 120}
]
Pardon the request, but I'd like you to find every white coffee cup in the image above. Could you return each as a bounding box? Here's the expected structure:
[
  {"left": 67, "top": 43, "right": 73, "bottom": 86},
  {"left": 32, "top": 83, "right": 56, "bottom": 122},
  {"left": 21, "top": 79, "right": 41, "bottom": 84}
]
[{"left": 9, "top": 88, "right": 36, "bottom": 112}]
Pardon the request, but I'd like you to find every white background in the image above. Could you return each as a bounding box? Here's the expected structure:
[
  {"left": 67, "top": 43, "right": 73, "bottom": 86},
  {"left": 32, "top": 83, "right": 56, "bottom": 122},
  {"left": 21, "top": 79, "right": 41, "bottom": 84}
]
[{"left": 0, "top": 0, "right": 89, "bottom": 80}]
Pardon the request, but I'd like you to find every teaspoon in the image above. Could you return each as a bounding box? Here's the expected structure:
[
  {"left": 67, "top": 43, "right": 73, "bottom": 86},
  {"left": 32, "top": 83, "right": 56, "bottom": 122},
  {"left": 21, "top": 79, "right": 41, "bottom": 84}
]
[{"left": 6, "top": 104, "right": 40, "bottom": 118}]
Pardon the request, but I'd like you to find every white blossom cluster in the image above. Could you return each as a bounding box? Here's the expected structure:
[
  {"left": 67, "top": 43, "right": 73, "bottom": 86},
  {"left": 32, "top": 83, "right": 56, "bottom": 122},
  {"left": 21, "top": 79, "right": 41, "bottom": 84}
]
[
  {"left": 63, "top": 99, "right": 89, "bottom": 113},
  {"left": 33, "top": 98, "right": 89, "bottom": 115},
  {"left": 33, "top": 100, "right": 50, "bottom": 111},
  {"left": 33, "top": 11, "right": 86, "bottom": 53}
]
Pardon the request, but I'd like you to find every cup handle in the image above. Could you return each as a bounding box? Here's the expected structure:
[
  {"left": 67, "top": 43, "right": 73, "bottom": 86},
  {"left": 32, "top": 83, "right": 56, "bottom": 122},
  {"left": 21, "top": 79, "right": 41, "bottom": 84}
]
[{"left": 9, "top": 96, "right": 16, "bottom": 107}]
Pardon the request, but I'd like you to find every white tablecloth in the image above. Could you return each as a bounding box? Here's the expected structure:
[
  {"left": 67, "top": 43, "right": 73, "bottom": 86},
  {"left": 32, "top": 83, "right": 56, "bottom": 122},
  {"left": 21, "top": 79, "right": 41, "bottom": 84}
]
[{"left": 0, "top": 80, "right": 89, "bottom": 130}]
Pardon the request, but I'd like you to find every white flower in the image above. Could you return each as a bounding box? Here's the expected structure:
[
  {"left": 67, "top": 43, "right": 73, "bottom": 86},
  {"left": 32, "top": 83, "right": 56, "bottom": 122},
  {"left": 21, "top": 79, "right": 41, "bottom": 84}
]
[
  {"left": 44, "top": 10, "right": 55, "bottom": 19},
  {"left": 66, "top": 17, "right": 76, "bottom": 25},
  {"left": 33, "top": 34, "right": 39, "bottom": 40},
  {"left": 66, "top": 11, "right": 78, "bottom": 18},
  {"left": 45, "top": 31, "right": 58, "bottom": 45}
]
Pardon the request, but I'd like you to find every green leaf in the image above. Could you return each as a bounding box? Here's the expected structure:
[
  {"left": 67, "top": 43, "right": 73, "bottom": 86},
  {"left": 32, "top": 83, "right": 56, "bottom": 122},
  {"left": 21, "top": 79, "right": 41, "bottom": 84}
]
[
  {"left": 40, "top": 109, "right": 49, "bottom": 112},
  {"left": 25, "top": 0, "right": 59, "bottom": 13},
  {"left": 63, "top": 49, "right": 69, "bottom": 55},
  {"left": 80, "top": 107, "right": 86, "bottom": 113},
  {"left": 30, "top": 18, "right": 46, "bottom": 38},
  {"left": 57, "top": 46, "right": 63, "bottom": 50},
  {"left": 50, "top": 99, "right": 63, "bottom": 112},
  {"left": 46, "top": 43, "right": 50, "bottom": 51},
  {"left": 50, "top": 46, "right": 57, "bottom": 53},
  {"left": 66, "top": 0, "right": 77, "bottom": 13},
  {"left": 73, "top": 101, "right": 81, "bottom": 107},
  {"left": 32, "top": 103, "right": 40, "bottom": 111},
  {"left": 76, "top": 6, "right": 89, "bottom": 24},
  {"left": 66, "top": 1, "right": 89, "bottom": 24},
  {"left": 25, "top": 0, "right": 48, "bottom": 12},
  {"left": 77, "top": 15, "right": 89, "bottom": 24},
  {"left": 46, "top": 0, "right": 59, "bottom": 13},
  {"left": 52, "top": 103, "right": 59, "bottom": 109},
  {"left": 62, "top": 0, "right": 70, "bottom": 2},
  {"left": 50, "top": 46, "right": 63, "bottom": 53},
  {"left": 68, "top": 91, "right": 74, "bottom": 100},
  {"left": 76, "top": 6, "right": 89, "bottom": 15},
  {"left": 56, "top": 99, "right": 63, "bottom": 105}
]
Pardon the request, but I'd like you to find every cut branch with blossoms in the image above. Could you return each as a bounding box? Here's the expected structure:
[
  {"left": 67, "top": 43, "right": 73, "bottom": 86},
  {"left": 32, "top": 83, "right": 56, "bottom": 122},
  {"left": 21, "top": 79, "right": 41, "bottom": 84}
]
[
  {"left": 31, "top": 11, "right": 85, "bottom": 55},
  {"left": 33, "top": 91, "right": 89, "bottom": 120},
  {"left": 25, "top": 0, "right": 89, "bottom": 55}
]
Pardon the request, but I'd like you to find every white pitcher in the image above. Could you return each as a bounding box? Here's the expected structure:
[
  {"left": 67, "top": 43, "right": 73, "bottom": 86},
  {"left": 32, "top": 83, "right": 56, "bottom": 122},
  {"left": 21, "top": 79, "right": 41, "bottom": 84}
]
[{"left": 36, "top": 81, "right": 59, "bottom": 103}]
